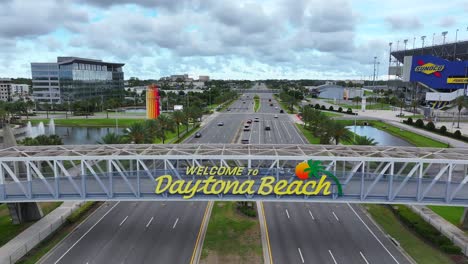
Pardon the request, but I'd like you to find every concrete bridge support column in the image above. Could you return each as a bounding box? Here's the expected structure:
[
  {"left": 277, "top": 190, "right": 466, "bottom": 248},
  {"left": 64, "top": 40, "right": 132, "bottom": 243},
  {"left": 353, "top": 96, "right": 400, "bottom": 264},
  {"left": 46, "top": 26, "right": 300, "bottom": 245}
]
[
  {"left": 3, "top": 124, "right": 44, "bottom": 224},
  {"left": 7, "top": 203, "right": 43, "bottom": 224}
]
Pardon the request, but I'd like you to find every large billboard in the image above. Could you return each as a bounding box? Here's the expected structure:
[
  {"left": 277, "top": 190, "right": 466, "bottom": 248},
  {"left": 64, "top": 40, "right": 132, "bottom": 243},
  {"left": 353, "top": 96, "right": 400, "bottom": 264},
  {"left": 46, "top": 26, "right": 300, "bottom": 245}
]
[{"left": 408, "top": 55, "right": 468, "bottom": 89}]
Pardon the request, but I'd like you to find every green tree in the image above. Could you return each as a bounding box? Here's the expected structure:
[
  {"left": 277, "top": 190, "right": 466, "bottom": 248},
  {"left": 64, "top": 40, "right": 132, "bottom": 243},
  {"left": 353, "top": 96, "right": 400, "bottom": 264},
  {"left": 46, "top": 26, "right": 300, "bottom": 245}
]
[
  {"left": 125, "top": 122, "right": 148, "bottom": 144},
  {"left": 329, "top": 122, "right": 351, "bottom": 145},
  {"left": 43, "top": 103, "right": 50, "bottom": 119},
  {"left": 20, "top": 135, "right": 63, "bottom": 145},
  {"left": 172, "top": 110, "right": 185, "bottom": 138}
]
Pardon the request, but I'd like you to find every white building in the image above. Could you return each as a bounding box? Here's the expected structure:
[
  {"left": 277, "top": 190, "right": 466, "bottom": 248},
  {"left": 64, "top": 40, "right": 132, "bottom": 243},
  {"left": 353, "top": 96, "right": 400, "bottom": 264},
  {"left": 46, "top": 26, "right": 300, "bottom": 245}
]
[
  {"left": 11, "top": 84, "right": 29, "bottom": 96},
  {"left": 0, "top": 78, "right": 12, "bottom": 101}
]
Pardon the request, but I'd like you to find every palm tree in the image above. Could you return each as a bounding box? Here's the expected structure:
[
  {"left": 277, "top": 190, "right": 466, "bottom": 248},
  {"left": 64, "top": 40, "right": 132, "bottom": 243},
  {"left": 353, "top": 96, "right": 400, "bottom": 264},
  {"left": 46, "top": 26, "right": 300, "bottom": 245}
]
[
  {"left": 411, "top": 100, "right": 418, "bottom": 114},
  {"left": 158, "top": 114, "right": 175, "bottom": 134},
  {"left": 99, "top": 133, "right": 127, "bottom": 144},
  {"left": 352, "top": 96, "right": 361, "bottom": 108},
  {"left": 125, "top": 122, "right": 148, "bottom": 144},
  {"left": 455, "top": 96, "right": 466, "bottom": 128},
  {"left": 172, "top": 110, "right": 185, "bottom": 138},
  {"left": 43, "top": 103, "right": 50, "bottom": 119},
  {"left": 329, "top": 122, "right": 351, "bottom": 145},
  {"left": 304, "top": 160, "right": 343, "bottom": 196},
  {"left": 354, "top": 135, "right": 378, "bottom": 145}
]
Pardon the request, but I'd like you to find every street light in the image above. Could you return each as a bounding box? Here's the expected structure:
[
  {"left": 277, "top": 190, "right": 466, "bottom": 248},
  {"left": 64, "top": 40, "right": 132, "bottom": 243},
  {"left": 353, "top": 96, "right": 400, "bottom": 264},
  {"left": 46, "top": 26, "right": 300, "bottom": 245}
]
[
  {"left": 454, "top": 29, "right": 459, "bottom": 59},
  {"left": 442, "top": 31, "right": 448, "bottom": 44},
  {"left": 421, "top": 36, "right": 426, "bottom": 48}
]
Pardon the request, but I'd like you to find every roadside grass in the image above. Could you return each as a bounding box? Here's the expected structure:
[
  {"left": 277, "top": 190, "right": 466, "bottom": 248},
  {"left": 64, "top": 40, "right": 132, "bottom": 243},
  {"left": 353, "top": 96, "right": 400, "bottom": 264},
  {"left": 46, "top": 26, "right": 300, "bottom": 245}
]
[
  {"left": 219, "top": 96, "right": 240, "bottom": 112},
  {"left": 30, "top": 118, "right": 143, "bottom": 127},
  {"left": 16, "top": 202, "right": 101, "bottom": 264},
  {"left": 295, "top": 124, "right": 320, "bottom": 144},
  {"left": 366, "top": 204, "right": 454, "bottom": 264},
  {"left": 427, "top": 206, "right": 465, "bottom": 227},
  {"left": 320, "top": 111, "right": 343, "bottom": 117},
  {"left": 202, "top": 202, "right": 262, "bottom": 262},
  {"left": 0, "top": 202, "right": 62, "bottom": 247},
  {"left": 273, "top": 95, "right": 295, "bottom": 114},
  {"left": 370, "top": 121, "right": 448, "bottom": 148}
]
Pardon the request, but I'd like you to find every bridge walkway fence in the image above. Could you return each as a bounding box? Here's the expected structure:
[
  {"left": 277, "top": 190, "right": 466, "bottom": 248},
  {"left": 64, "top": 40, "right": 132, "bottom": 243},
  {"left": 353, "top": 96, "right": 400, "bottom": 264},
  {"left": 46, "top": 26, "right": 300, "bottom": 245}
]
[{"left": 0, "top": 143, "right": 467, "bottom": 205}]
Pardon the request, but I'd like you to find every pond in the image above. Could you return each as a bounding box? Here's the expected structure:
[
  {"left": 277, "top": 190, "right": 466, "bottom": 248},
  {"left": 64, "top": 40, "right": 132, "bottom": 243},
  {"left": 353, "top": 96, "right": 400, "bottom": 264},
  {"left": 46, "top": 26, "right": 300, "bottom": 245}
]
[
  {"left": 49, "top": 126, "right": 124, "bottom": 145},
  {"left": 346, "top": 125, "right": 412, "bottom": 146}
]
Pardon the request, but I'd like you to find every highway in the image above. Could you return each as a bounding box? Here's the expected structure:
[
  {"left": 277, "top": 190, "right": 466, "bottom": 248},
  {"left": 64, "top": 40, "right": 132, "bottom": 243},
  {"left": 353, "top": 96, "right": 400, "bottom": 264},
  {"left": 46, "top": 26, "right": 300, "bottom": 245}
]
[
  {"left": 39, "top": 83, "right": 412, "bottom": 264},
  {"left": 249, "top": 89, "right": 411, "bottom": 264},
  {"left": 39, "top": 95, "right": 252, "bottom": 264}
]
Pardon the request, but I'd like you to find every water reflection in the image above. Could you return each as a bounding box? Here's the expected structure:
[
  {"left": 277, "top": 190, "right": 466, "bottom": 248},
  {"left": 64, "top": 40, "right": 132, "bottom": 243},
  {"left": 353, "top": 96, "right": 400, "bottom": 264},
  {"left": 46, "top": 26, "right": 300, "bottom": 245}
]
[
  {"left": 51, "top": 126, "right": 124, "bottom": 145},
  {"left": 346, "top": 126, "right": 411, "bottom": 146}
]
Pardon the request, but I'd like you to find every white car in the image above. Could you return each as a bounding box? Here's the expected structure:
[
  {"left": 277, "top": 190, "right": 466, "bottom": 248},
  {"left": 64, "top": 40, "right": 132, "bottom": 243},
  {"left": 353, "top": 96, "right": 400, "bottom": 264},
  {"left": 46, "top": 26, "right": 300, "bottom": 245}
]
[{"left": 274, "top": 114, "right": 278, "bottom": 118}]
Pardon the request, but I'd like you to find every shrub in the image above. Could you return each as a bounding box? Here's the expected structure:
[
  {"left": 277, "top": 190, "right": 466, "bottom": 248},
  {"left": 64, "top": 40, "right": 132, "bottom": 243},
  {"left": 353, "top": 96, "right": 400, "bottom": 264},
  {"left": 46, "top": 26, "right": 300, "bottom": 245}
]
[
  {"left": 338, "top": 107, "right": 343, "bottom": 112},
  {"left": 406, "top": 117, "right": 413, "bottom": 125},
  {"left": 454, "top": 130, "right": 462, "bottom": 139},
  {"left": 346, "top": 108, "right": 353, "bottom": 114},
  {"left": 314, "top": 104, "right": 320, "bottom": 109},
  {"left": 426, "top": 121, "right": 435, "bottom": 131},
  {"left": 320, "top": 105, "right": 326, "bottom": 110},
  {"left": 440, "top": 245, "right": 462, "bottom": 254},
  {"left": 328, "top": 106, "right": 334, "bottom": 111},
  {"left": 415, "top": 119, "right": 424, "bottom": 128},
  {"left": 67, "top": 202, "right": 96, "bottom": 224},
  {"left": 440, "top": 126, "right": 447, "bottom": 135},
  {"left": 238, "top": 205, "right": 256, "bottom": 217}
]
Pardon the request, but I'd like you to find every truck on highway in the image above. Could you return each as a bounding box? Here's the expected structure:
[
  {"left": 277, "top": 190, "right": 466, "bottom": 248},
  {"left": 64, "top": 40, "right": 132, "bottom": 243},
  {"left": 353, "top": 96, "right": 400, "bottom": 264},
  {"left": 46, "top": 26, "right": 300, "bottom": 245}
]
[{"left": 241, "top": 131, "right": 250, "bottom": 144}]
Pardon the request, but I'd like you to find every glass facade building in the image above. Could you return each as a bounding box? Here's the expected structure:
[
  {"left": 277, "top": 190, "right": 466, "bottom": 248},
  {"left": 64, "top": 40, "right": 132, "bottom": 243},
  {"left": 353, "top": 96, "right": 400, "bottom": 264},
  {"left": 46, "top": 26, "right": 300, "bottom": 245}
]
[{"left": 31, "top": 57, "right": 124, "bottom": 104}]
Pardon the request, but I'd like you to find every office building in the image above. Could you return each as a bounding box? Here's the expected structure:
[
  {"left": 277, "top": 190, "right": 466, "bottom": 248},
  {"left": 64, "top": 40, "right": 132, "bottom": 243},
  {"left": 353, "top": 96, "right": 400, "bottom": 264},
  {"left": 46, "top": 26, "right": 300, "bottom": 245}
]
[
  {"left": 31, "top": 57, "right": 124, "bottom": 104},
  {"left": 0, "top": 78, "right": 12, "bottom": 102},
  {"left": 11, "top": 84, "right": 30, "bottom": 96},
  {"left": 199, "top": 75, "right": 210, "bottom": 82}
]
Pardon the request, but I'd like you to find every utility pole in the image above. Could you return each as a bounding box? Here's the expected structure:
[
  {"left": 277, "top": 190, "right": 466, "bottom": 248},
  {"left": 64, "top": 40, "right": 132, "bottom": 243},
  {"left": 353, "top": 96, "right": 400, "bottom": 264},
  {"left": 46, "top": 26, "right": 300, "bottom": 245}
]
[
  {"left": 421, "top": 36, "right": 426, "bottom": 55},
  {"left": 442, "top": 31, "right": 448, "bottom": 45},
  {"left": 372, "top": 56, "right": 377, "bottom": 90}
]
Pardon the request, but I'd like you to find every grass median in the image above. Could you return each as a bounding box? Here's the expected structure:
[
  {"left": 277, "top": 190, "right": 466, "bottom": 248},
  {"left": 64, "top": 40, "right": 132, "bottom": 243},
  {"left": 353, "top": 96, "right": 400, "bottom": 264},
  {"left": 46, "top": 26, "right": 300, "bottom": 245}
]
[
  {"left": 201, "top": 202, "right": 262, "bottom": 264},
  {"left": 253, "top": 95, "right": 260, "bottom": 112}
]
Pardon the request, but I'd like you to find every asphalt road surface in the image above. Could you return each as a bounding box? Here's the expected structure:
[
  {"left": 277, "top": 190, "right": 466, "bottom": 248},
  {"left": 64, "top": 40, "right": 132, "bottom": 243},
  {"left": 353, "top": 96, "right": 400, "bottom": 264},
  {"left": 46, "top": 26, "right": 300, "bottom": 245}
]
[
  {"left": 39, "top": 93, "right": 253, "bottom": 264},
  {"left": 40, "top": 85, "right": 411, "bottom": 264},
  {"left": 253, "top": 92, "right": 411, "bottom": 264}
]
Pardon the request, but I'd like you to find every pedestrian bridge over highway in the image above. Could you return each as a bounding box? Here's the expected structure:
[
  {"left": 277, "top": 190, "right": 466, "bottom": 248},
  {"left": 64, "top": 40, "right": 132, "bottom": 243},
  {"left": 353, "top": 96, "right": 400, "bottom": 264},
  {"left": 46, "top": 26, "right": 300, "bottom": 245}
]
[{"left": 0, "top": 144, "right": 467, "bottom": 205}]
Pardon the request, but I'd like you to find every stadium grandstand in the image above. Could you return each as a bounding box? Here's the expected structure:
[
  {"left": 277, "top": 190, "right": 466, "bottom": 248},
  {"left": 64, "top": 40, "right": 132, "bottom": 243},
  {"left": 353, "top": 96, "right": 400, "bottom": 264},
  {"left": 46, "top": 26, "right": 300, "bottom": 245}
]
[{"left": 389, "top": 38, "right": 468, "bottom": 112}]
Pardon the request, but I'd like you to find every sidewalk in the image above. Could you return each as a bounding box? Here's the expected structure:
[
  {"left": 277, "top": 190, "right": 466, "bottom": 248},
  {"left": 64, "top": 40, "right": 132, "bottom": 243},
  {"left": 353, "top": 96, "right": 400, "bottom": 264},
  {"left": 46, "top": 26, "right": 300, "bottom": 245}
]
[{"left": 0, "top": 201, "right": 83, "bottom": 264}]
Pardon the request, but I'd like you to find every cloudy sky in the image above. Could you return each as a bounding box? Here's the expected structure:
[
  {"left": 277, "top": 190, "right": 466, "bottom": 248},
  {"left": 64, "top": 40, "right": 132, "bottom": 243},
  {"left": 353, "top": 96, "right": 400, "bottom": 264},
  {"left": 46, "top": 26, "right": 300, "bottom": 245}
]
[{"left": 1, "top": 0, "right": 467, "bottom": 80}]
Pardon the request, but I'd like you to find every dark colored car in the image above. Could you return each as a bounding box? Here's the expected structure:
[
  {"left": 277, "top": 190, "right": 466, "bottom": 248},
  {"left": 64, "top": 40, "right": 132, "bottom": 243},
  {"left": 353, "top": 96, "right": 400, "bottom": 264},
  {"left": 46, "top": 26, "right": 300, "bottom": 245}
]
[
  {"left": 246, "top": 119, "right": 252, "bottom": 124},
  {"left": 280, "top": 110, "right": 284, "bottom": 113},
  {"left": 195, "top": 132, "right": 201, "bottom": 138},
  {"left": 217, "top": 122, "right": 224, "bottom": 126},
  {"left": 254, "top": 117, "right": 259, "bottom": 122}
]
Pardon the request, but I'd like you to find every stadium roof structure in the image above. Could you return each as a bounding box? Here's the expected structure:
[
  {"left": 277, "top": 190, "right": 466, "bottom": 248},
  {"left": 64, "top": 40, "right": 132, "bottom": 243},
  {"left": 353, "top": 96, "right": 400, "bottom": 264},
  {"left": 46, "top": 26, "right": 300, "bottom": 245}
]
[{"left": 391, "top": 40, "right": 468, "bottom": 63}]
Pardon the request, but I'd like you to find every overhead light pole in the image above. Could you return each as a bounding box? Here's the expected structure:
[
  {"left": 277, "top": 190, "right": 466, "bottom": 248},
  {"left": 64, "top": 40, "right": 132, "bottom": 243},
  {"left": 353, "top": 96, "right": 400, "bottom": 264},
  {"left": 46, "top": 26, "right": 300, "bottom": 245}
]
[
  {"left": 442, "top": 31, "right": 448, "bottom": 44},
  {"left": 454, "top": 29, "right": 459, "bottom": 59}
]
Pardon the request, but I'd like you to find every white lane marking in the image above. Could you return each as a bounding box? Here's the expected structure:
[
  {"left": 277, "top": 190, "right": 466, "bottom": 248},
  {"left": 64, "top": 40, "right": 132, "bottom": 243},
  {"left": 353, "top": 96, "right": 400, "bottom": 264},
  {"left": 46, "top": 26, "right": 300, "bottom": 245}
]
[
  {"left": 298, "top": 248, "right": 305, "bottom": 263},
  {"left": 328, "top": 250, "right": 338, "bottom": 264},
  {"left": 146, "top": 217, "right": 154, "bottom": 228},
  {"left": 285, "top": 209, "right": 290, "bottom": 219},
  {"left": 54, "top": 202, "right": 121, "bottom": 264},
  {"left": 119, "top": 215, "right": 129, "bottom": 226},
  {"left": 308, "top": 209, "right": 315, "bottom": 220},
  {"left": 273, "top": 120, "right": 283, "bottom": 143},
  {"left": 332, "top": 211, "right": 339, "bottom": 221},
  {"left": 290, "top": 119, "right": 306, "bottom": 144},
  {"left": 173, "top": 218, "right": 179, "bottom": 229},
  {"left": 347, "top": 203, "right": 400, "bottom": 264},
  {"left": 280, "top": 121, "right": 292, "bottom": 139},
  {"left": 360, "top": 251, "right": 370, "bottom": 264}
]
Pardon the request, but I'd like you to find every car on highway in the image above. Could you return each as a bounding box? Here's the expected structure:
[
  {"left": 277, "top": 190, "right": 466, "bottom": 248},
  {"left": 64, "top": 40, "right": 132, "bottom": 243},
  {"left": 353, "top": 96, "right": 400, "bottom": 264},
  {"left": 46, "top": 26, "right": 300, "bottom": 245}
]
[
  {"left": 275, "top": 106, "right": 278, "bottom": 109},
  {"left": 270, "top": 103, "right": 274, "bottom": 106},
  {"left": 243, "top": 101, "right": 246, "bottom": 104},
  {"left": 265, "top": 121, "right": 271, "bottom": 130},
  {"left": 254, "top": 117, "right": 259, "bottom": 122},
  {"left": 280, "top": 110, "right": 284, "bottom": 113},
  {"left": 194, "top": 132, "right": 202, "bottom": 138},
  {"left": 217, "top": 122, "right": 224, "bottom": 126},
  {"left": 274, "top": 114, "right": 278, "bottom": 118},
  {"left": 243, "top": 125, "right": 250, "bottom": 131},
  {"left": 246, "top": 119, "right": 252, "bottom": 124},
  {"left": 227, "top": 108, "right": 231, "bottom": 111}
]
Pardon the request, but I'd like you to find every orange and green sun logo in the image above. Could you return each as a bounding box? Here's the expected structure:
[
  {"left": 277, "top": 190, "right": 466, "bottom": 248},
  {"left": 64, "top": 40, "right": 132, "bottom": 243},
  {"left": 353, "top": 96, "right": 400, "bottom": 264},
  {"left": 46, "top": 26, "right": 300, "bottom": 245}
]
[{"left": 295, "top": 160, "right": 343, "bottom": 196}]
